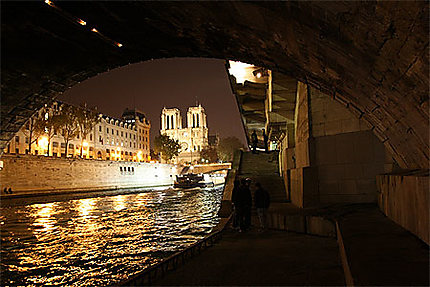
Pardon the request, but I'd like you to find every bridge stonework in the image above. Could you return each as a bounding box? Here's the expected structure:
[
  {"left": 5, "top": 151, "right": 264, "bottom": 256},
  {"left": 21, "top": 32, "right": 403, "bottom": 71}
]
[{"left": 2, "top": 2, "right": 428, "bottom": 169}]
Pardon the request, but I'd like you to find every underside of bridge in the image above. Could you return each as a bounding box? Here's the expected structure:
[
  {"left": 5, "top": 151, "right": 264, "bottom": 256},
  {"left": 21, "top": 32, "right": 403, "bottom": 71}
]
[
  {"left": 2, "top": 1, "right": 428, "bottom": 171},
  {"left": 1, "top": 2, "right": 429, "bottom": 283}
]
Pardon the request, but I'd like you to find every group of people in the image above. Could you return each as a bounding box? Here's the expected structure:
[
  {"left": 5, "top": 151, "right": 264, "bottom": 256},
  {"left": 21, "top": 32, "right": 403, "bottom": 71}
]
[
  {"left": 231, "top": 178, "right": 270, "bottom": 232},
  {"left": 251, "top": 129, "right": 269, "bottom": 154},
  {"left": 3, "top": 187, "right": 13, "bottom": 194}
]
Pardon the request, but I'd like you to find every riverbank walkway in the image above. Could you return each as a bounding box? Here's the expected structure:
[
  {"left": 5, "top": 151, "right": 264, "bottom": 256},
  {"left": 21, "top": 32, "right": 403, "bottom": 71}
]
[
  {"left": 147, "top": 152, "right": 429, "bottom": 286},
  {"left": 155, "top": 226, "right": 344, "bottom": 286}
]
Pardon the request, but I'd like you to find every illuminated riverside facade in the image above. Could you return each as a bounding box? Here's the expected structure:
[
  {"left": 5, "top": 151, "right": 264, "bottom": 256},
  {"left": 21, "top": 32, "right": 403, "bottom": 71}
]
[
  {"left": 161, "top": 105, "right": 208, "bottom": 164},
  {"left": 4, "top": 102, "right": 151, "bottom": 162}
]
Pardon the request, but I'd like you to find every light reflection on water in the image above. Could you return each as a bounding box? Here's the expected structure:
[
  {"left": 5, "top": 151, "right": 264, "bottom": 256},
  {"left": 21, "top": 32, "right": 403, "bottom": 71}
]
[{"left": 0, "top": 186, "right": 223, "bottom": 286}]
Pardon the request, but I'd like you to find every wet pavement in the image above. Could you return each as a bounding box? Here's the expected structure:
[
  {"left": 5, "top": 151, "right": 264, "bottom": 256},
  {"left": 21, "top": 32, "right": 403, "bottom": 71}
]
[{"left": 154, "top": 226, "right": 345, "bottom": 286}]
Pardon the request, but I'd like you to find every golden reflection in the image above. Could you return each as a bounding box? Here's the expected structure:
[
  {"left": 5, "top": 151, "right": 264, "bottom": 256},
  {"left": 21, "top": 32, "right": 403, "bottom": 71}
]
[
  {"left": 32, "top": 202, "right": 58, "bottom": 233},
  {"left": 77, "top": 198, "right": 96, "bottom": 218},
  {"left": 113, "top": 195, "right": 126, "bottom": 211}
]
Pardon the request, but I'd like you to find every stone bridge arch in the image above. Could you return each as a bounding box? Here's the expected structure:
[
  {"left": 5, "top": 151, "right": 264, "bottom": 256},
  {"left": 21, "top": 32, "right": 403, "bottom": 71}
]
[{"left": 2, "top": 1, "right": 428, "bottom": 169}]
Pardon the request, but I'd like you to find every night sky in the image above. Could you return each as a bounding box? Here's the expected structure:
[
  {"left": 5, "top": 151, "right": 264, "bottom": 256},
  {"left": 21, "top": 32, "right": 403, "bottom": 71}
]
[{"left": 59, "top": 58, "right": 247, "bottom": 146}]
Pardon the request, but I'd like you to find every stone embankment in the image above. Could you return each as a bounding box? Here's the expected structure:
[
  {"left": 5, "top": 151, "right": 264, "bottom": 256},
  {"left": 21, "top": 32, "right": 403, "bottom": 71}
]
[
  {"left": 120, "top": 150, "right": 429, "bottom": 286},
  {"left": 0, "top": 154, "right": 177, "bottom": 197}
]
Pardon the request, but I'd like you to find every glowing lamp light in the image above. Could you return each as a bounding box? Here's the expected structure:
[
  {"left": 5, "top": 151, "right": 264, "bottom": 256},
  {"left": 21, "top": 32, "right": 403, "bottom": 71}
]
[
  {"left": 256, "top": 72, "right": 262, "bottom": 78},
  {"left": 228, "top": 61, "right": 255, "bottom": 84},
  {"left": 83, "top": 141, "right": 89, "bottom": 148},
  {"left": 78, "top": 19, "right": 86, "bottom": 26},
  {"left": 137, "top": 150, "right": 143, "bottom": 161},
  {"left": 91, "top": 28, "right": 98, "bottom": 33},
  {"left": 45, "top": 0, "right": 54, "bottom": 6},
  {"left": 38, "top": 136, "right": 49, "bottom": 149},
  {"left": 116, "top": 43, "right": 123, "bottom": 48}
]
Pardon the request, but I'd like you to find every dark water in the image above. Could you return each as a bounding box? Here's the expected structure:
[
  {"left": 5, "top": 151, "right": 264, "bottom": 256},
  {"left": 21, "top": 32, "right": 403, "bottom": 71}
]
[{"left": 0, "top": 186, "right": 224, "bottom": 286}]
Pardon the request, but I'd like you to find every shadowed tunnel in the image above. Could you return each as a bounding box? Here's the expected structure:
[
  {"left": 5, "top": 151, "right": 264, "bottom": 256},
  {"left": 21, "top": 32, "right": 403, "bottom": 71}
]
[{"left": 1, "top": 1, "right": 429, "bottom": 170}]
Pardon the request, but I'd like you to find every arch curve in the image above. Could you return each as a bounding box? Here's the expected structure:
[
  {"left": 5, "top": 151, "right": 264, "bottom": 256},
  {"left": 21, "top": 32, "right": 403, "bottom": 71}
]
[{"left": 2, "top": 1, "right": 428, "bottom": 168}]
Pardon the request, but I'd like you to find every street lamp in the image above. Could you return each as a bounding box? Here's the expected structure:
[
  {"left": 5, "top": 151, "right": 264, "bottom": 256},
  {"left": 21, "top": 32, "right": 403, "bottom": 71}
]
[{"left": 137, "top": 150, "right": 143, "bottom": 162}]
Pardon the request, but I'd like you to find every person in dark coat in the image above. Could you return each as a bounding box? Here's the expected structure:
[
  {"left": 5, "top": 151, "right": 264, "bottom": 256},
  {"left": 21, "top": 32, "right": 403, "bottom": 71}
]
[
  {"left": 231, "top": 179, "right": 241, "bottom": 230},
  {"left": 254, "top": 182, "right": 270, "bottom": 231},
  {"left": 251, "top": 130, "right": 258, "bottom": 154},
  {"left": 241, "top": 178, "right": 253, "bottom": 231},
  {"left": 234, "top": 178, "right": 252, "bottom": 232},
  {"left": 262, "top": 129, "right": 269, "bottom": 152}
]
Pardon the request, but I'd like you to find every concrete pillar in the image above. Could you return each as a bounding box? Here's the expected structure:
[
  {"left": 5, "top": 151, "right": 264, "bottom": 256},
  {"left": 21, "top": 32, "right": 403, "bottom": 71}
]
[{"left": 290, "top": 81, "right": 318, "bottom": 208}]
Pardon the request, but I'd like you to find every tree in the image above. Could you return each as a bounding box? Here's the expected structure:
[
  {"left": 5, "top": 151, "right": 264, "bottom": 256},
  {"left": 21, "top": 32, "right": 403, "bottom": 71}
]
[
  {"left": 22, "top": 114, "right": 45, "bottom": 154},
  {"left": 153, "top": 134, "right": 181, "bottom": 163},
  {"left": 77, "top": 103, "right": 100, "bottom": 157},
  {"left": 150, "top": 149, "right": 159, "bottom": 162},
  {"left": 218, "top": 136, "right": 245, "bottom": 162},
  {"left": 200, "top": 146, "right": 218, "bottom": 163},
  {"left": 37, "top": 107, "right": 62, "bottom": 156},
  {"left": 58, "top": 105, "right": 79, "bottom": 157}
]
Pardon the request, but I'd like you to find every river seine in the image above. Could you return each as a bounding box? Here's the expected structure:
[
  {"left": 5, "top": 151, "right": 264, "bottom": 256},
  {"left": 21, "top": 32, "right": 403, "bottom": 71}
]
[{"left": 0, "top": 186, "right": 223, "bottom": 286}]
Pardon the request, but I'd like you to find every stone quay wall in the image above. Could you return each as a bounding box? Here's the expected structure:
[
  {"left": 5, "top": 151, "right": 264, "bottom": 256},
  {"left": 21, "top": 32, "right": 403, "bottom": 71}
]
[
  {"left": 377, "top": 172, "right": 429, "bottom": 244},
  {"left": 0, "top": 155, "right": 178, "bottom": 195}
]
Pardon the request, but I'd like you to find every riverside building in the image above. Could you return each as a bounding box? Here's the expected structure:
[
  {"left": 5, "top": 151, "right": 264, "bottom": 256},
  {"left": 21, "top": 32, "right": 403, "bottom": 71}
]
[
  {"left": 160, "top": 105, "right": 209, "bottom": 164},
  {"left": 4, "top": 102, "right": 151, "bottom": 162}
]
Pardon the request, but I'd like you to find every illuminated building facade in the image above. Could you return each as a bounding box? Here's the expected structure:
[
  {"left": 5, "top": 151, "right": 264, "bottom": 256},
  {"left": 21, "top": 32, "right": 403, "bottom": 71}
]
[
  {"left": 161, "top": 105, "right": 208, "bottom": 164},
  {"left": 4, "top": 102, "right": 151, "bottom": 162}
]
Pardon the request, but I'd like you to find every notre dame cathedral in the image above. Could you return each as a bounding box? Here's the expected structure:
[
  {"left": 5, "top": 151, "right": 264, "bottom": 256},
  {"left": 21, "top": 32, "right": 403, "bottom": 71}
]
[{"left": 160, "top": 105, "right": 209, "bottom": 164}]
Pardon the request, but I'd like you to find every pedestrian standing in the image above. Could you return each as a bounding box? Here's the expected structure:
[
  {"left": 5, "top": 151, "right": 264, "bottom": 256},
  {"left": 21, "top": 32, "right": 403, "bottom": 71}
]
[
  {"left": 254, "top": 182, "right": 270, "bottom": 231},
  {"left": 231, "top": 178, "right": 241, "bottom": 230},
  {"left": 242, "top": 178, "right": 252, "bottom": 231},
  {"left": 234, "top": 178, "right": 252, "bottom": 232},
  {"left": 262, "top": 129, "right": 269, "bottom": 152},
  {"left": 251, "top": 130, "right": 258, "bottom": 154}
]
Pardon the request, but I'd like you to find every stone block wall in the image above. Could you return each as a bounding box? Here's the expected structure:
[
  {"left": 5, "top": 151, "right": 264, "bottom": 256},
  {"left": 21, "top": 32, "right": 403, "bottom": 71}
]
[
  {"left": 310, "top": 88, "right": 371, "bottom": 137},
  {"left": 377, "top": 172, "right": 429, "bottom": 244},
  {"left": 310, "top": 87, "right": 392, "bottom": 204},
  {"left": 314, "top": 131, "right": 387, "bottom": 203},
  {"left": 283, "top": 82, "right": 395, "bottom": 207},
  {"left": 0, "top": 155, "right": 177, "bottom": 195}
]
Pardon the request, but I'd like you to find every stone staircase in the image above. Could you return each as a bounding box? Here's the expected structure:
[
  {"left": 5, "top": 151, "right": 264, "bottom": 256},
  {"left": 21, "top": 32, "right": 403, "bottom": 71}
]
[{"left": 238, "top": 151, "right": 288, "bottom": 203}]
